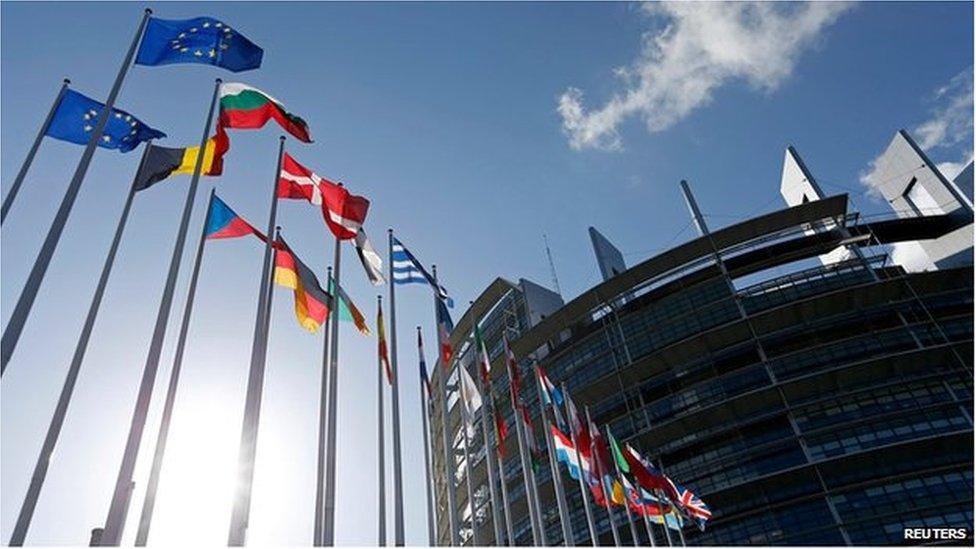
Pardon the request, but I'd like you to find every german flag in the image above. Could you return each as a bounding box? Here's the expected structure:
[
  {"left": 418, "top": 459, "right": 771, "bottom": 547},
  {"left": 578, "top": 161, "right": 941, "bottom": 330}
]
[
  {"left": 134, "top": 128, "right": 230, "bottom": 191},
  {"left": 273, "top": 237, "right": 332, "bottom": 332}
]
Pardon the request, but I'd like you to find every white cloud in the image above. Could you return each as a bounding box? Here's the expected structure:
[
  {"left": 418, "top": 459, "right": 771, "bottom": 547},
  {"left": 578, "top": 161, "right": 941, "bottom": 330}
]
[
  {"left": 914, "top": 67, "right": 974, "bottom": 150},
  {"left": 860, "top": 67, "right": 974, "bottom": 197},
  {"left": 936, "top": 151, "right": 974, "bottom": 181},
  {"left": 890, "top": 241, "right": 936, "bottom": 273},
  {"left": 557, "top": 2, "right": 852, "bottom": 150}
]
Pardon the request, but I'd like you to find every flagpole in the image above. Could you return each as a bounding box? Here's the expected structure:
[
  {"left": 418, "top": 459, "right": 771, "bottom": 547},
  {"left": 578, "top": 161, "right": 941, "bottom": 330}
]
[
  {"left": 457, "top": 365, "right": 479, "bottom": 546},
  {"left": 1, "top": 8, "right": 152, "bottom": 374},
  {"left": 227, "top": 136, "right": 288, "bottom": 547},
  {"left": 134, "top": 188, "right": 216, "bottom": 546},
  {"left": 473, "top": 337, "right": 503, "bottom": 545},
  {"left": 606, "top": 427, "right": 639, "bottom": 546},
  {"left": 417, "top": 335, "right": 437, "bottom": 546},
  {"left": 643, "top": 509, "right": 657, "bottom": 547},
  {"left": 386, "top": 230, "right": 406, "bottom": 547},
  {"left": 534, "top": 367, "right": 574, "bottom": 546},
  {"left": 377, "top": 296, "right": 387, "bottom": 546},
  {"left": 586, "top": 407, "right": 620, "bottom": 547},
  {"left": 496, "top": 450, "right": 515, "bottom": 546},
  {"left": 655, "top": 489, "right": 673, "bottom": 547},
  {"left": 621, "top": 479, "right": 640, "bottom": 546},
  {"left": 508, "top": 373, "right": 542, "bottom": 545},
  {"left": 520, "top": 406, "right": 549, "bottom": 546},
  {"left": 561, "top": 384, "right": 598, "bottom": 547},
  {"left": 432, "top": 266, "right": 460, "bottom": 546},
  {"left": 321, "top": 232, "right": 343, "bottom": 546},
  {"left": 1, "top": 78, "right": 71, "bottom": 226},
  {"left": 99, "top": 77, "right": 222, "bottom": 546},
  {"left": 657, "top": 460, "right": 685, "bottom": 547},
  {"left": 314, "top": 266, "right": 332, "bottom": 546},
  {"left": 7, "top": 140, "right": 152, "bottom": 546}
]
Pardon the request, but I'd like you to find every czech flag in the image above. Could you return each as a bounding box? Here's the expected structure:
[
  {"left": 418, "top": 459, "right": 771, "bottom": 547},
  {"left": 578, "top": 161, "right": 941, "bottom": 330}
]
[{"left": 205, "top": 195, "right": 263, "bottom": 241}]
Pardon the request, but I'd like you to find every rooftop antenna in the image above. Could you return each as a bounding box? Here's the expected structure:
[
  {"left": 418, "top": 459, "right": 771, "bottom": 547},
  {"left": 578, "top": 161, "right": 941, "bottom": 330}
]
[{"left": 543, "top": 233, "right": 563, "bottom": 298}]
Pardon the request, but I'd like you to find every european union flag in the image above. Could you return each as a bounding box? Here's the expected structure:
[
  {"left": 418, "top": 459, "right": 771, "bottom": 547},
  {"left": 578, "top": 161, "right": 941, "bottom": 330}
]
[
  {"left": 45, "top": 90, "right": 166, "bottom": 153},
  {"left": 136, "top": 17, "right": 263, "bottom": 72}
]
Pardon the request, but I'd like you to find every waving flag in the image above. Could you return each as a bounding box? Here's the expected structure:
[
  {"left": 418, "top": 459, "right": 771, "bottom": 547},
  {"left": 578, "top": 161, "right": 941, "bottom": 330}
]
[
  {"left": 391, "top": 237, "right": 452, "bottom": 306},
  {"left": 589, "top": 420, "right": 625, "bottom": 506},
  {"left": 136, "top": 16, "right": 263, "bottom": 72},
  {"left": 535, "top": 364, "right": 566, "bottom": 430},
  {"left": 503, "top": 334, "right": 522, "bottom": 408},
  {"left": 564, "top": 388, "right": 590, "bottom": 452},
  {"left": 668, "top": 477, "right": 712, "bottom": 530},
  {"left": 219, "top": 82, "right": 312, "bottom": 142},
  {"left": 378, "top": 300, "right": 393, "bottom": 384},
  {"left": 135, "top": 131, "right": 230, "bottom": 191},
  {"left": 623, "top": 444, "right": 679, "bottom": 501},
  {"left": 458, "top": 365, "right": 483, "bottom": 437},
  {"left": 491, "top": 392, "right": 508, "bottom": 458},
  {"left": 521, "top": 406, "right": 544, "bottom": 472},
  {"left": 553, "top": 424, "right": 607, "bottom": 506},
  {"left": 204, "top": 195, "right": 263, "bottom": 240},
  {"left": 46, "top": 89, "right": 165, "bottom": 152},
  {"left": 473, "top": 324, "right": 492, "bottom": 385},
  {"left": 354, "top": 229, "right": 385, "bottom": 285},
  {"left": 622, "top": 475, "right": 684, "bottom": 530},
  {"left": 273, "top": 238, "right": 332, "bottom": 332},
  {"left": 435, "top": 297, "right": 454, "bottom": 367},
  {"left": 330, "top": 279, "right": 369, "bottom": 335},
  {"left": 417, "top": 329, "right": 432, "bottom": 398},
  {"left": 277, "top": 153, "right": 370, "bottom": 240}
]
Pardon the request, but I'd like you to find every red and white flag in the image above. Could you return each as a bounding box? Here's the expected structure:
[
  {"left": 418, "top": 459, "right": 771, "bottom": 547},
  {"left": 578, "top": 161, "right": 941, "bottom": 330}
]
[{"left": 278, "top": 152, "right": 369, "bottom": 240}]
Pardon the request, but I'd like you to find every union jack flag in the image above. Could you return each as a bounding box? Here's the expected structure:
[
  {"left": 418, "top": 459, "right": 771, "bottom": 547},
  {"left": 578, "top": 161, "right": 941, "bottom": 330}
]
[{"left": 667, "top": 477, "right": 712, "bottom": 530}]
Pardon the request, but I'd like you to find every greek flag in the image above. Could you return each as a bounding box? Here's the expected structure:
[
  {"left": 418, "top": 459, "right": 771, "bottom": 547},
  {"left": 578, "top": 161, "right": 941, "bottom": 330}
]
[{"left": 391, "top": 236, "right": 453, "bottom": 306}]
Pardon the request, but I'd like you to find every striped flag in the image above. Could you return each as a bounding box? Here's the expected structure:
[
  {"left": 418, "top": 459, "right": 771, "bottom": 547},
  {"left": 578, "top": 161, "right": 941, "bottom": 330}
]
[
  {"left": 417, "top": 329, "right": 432, "bottom": 398},
  {"left": 458, "top": 365, "right": 482, "bottom": 436},
  {"left": 278, "top": 152, "right": 369, "bottom": 240},
  {"left": 354, "top": 228, "right": 385, "bottom": 285},
  {"left": 378, "top": 299, "right": 393, "bottom": 385},
  {"left": 330, "top": 279, "right": 370, "bottom": 336},
  {"left": 391, "top": 236, "right": 452, "bottom": 306},
  {"left": 473, "top": 324, "right": 492, "bottom": 386},
  {"left": 535, "top": 364, "right": 566, "bottom": 430},
  {"left": 435, "top": 298, "right": 454, "bottom": 367}
]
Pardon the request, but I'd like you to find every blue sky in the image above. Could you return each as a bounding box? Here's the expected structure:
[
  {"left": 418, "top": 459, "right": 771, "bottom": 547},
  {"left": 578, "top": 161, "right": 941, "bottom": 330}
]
[{"left": 1, "top": 1, "right": 972, "bottom": 546}]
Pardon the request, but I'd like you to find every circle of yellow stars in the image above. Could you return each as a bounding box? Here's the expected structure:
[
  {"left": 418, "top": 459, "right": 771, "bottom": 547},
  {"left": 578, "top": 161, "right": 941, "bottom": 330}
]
[
  {"left": 170, "top": 20, "right": 234, "bottom": 61},
  {"left": 82, "top": 109, "right": 141, "bottom": 144}
]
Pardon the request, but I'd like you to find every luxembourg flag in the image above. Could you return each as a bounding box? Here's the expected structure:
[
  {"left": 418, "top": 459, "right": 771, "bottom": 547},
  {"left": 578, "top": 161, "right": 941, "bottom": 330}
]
[
  {"left": 551, "top": 425, "right": 592, "bottom": 481},
  {"left": 553, "top": 425, "right": 610, "bottom": 507}
]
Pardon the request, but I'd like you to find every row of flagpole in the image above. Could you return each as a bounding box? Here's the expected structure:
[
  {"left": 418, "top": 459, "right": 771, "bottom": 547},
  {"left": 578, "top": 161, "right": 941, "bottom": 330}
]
[
  {"left": 419, "top": 294, "right": 707, "bottom": 548},
  {"left": 0, "top": 7, "right": 713, "bottom": 546}
]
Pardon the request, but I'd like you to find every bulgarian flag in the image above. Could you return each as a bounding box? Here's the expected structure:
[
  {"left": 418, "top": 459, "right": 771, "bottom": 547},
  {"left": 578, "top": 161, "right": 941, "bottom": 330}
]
[{"left": 218, "top": 82, "right": 312, "bottom": 143}]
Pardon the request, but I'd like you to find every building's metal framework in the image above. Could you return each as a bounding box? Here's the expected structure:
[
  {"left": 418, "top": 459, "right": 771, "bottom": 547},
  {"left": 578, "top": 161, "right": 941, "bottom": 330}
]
[{"left": 430, "top": 190, "right": 973, "bottom": 546}]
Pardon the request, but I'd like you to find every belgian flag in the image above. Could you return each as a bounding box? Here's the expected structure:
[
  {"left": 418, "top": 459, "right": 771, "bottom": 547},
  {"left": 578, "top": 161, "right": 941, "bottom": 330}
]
[
  {"left": 273, "top": 237, "right": 332, "bottom": 332},
  {"left": 134, "top": 127, "right": 230, "bottom": 191}
]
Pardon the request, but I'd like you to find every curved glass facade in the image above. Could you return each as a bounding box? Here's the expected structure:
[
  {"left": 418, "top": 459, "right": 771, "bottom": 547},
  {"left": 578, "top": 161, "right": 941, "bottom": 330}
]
[{"left": 430, "top": 196, "right": 973, "bottom": 546}]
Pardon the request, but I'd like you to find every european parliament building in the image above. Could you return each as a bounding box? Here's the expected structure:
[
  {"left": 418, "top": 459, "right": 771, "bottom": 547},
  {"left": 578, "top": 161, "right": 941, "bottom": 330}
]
[{"left": 428, "top": 129, "right": 974, "bottom": 546}]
